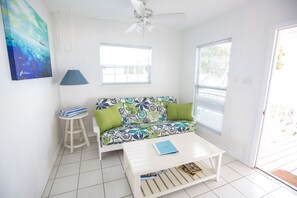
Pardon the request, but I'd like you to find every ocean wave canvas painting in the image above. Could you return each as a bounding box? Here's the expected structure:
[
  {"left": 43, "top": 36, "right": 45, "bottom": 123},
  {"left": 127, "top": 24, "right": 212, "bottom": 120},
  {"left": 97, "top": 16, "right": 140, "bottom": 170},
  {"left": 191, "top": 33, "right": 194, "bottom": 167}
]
[{"left": 1, "top": 0, "right": 52, "bottom": 80}]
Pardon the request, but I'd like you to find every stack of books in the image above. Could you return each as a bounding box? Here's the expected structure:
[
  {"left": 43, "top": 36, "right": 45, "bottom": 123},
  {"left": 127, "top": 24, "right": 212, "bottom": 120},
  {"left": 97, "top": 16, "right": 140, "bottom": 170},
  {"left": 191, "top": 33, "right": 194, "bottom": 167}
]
[
  {"left": 153, "top": 140, "right": 178, "bottom": 155},
  {"left": 178, "top": 162, "right": 202, "bottom": 176},
  {"left": 59, "top": 107, "right": 88, "bottom": 118}
]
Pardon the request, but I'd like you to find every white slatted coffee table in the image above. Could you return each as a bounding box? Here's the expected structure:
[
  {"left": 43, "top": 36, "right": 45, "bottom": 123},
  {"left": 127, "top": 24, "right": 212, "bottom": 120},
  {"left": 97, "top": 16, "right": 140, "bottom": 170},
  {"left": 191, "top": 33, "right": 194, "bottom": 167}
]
[{"left": 123, "top": 133, "right": 225, "bottom": 198}]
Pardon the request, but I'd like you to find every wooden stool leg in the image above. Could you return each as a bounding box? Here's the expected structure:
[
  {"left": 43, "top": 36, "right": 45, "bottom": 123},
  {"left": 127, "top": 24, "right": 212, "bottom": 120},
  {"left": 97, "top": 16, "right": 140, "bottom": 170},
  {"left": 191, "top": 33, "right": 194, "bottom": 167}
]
[
  {"left": 64, "top": 120, "right": 69, "bottom": 147},
  {"left": 74, "top": 119, "right": 82, "bottom": 142},
  {"left": 79, "top": 118, "right": 90, "bottom": 146},
  {"left": 70, "top": 119, "right": 74, "bottom": 153},
  {"left": 77, "top": 119, "right": 84, "bottom": 142}
]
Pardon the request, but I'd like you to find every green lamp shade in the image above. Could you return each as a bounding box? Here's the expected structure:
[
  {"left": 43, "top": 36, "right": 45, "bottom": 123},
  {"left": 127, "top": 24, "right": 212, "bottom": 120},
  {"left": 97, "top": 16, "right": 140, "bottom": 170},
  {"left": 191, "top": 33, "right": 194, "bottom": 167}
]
[{"left": 60, "top": 70, "right": 88, "bottom": 85}]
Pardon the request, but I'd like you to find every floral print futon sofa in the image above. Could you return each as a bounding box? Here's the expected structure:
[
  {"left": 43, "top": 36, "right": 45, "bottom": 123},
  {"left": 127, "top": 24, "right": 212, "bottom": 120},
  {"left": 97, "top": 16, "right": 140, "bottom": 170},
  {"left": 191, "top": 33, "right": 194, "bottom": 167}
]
[{"left": 93, "top": 96, "right": 196, "bottom": 159}]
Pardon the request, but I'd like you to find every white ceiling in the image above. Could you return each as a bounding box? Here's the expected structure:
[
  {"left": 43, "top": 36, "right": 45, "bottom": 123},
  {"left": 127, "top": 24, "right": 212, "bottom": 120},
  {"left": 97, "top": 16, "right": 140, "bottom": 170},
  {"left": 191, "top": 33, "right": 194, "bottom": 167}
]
[{"left": 42, "top": 0, "right": 253, "bottom": 30}]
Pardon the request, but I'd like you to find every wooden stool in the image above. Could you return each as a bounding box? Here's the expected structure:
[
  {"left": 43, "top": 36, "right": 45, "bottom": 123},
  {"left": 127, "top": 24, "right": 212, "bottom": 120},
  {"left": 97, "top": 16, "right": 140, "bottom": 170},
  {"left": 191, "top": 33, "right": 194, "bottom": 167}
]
[{"left": 59, "top": 112, "right": 90, "bottom": 153}]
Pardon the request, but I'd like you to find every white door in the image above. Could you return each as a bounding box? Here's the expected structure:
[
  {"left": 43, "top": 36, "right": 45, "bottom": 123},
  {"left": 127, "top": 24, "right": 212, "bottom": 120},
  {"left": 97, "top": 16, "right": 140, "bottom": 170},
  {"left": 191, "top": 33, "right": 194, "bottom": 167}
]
[{"left": 256, "top": 26, "right": 297, "bottom": 189}]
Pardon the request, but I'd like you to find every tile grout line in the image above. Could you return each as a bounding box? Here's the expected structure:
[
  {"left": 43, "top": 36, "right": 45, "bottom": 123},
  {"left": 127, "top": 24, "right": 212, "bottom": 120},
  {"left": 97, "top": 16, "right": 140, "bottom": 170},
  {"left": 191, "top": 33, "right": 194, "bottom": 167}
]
[
  {"left": 116, "top": 150, "right": 134, "bottom": 197},
  {"left": 76, "top": 147, "right": 83, "bottom": 198},
  {"left": 99, "top": 154, "right": 106, "bottom": 198},
  {"left": 59, "top": 156, "right": 98, "bottom": 166},
  {"left": 46, "top": 147, "right": 64, "bottom": 197},
  {"left": 117, "top": 150, "right": 134, "bottom": 195},
  {"left": 58, "top": 154, "right": 98, "bottom": 166},
  {"left": 44, "top": 138, "right": 124, "bottom": 198},
  {"left": 256, "top": 167, "right": 297, "bottom": 192},
  {"left": 212, "top": 182, "right": 249, "bottom": 198},
  {"left": 210, "top": 162, "right": 284, "bottom": 197},
  {"left": 263, "top": 186, "right": 281, "bottom": 197},
  {"left": 53, "top": 165, "right": 102, "bottom": 180},
  {"left": 229, "top": 181, "right": 249, "bottom": 198},
  {"left": 210, "top": 190, "right": 220, "bottom": 198},
  {"left": 226, "top": 163, "right": 256, "bottom": 177},
  {"left": 48, "top": 149, "right": 286, "bottom": 198},
  {"left": 102, "top": 163, "right": 122, "bottom": 170},
  {"left": 205, "top": 180, "right": 230, "bottom": 191},
  {"left": 63, "top": 147, "right": 98, "bottom": 156},
  {"left": 120, "top": 194, "right": 133, "bottom": 198},
  {"left": 72, "top": 182, "right": 104, "bottom": 191},
  {"left": 48, "top": 190, "right": 77, "bottom": 197},
  {"left": 212, "top": 189, "right": 221, "bottom": 198},
  {"left": 183, "top": 188, "right": 192, "bottom": 198},
  {"left": 243, "top": 173, "right": 281, "bottom": 194},
  {"left": 192, "top": 190, "right": 218, "bottom": 198}
]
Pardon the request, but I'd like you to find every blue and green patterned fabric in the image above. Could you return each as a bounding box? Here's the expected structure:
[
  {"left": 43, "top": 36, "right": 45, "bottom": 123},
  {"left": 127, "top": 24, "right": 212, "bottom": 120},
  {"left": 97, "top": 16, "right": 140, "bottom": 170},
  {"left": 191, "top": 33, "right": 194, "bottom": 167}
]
[
  {"left": 101, "top": 120, "right": 196, "bottom": 146},
  {"left": 95, "top": 96, "right": 196, "bottom": 146},
  {"left": 96, "top": 96, "right": 177, "bottom": 124}
]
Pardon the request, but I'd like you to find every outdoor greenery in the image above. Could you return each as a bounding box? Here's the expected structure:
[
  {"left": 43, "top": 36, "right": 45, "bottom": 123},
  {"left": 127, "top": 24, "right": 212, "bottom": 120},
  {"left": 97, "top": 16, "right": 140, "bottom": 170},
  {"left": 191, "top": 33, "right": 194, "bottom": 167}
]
[
  {"left": 199, "top": 42, "right": 231, "bottom": 88},
  {"left": 276, "top": 45, "right": 285, "bottom": 70}
]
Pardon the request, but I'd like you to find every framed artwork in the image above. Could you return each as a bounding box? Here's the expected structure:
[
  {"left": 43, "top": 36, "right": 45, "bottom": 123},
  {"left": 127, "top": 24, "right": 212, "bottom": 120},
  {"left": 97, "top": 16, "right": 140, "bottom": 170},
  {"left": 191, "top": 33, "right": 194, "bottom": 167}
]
[{"left": 1, "top": 0, "right": 52, "bottom": 80}]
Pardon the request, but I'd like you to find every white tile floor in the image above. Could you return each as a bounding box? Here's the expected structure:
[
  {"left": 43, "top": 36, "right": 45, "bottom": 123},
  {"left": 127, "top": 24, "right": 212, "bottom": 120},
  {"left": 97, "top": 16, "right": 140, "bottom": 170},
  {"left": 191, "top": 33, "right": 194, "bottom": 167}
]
[{"left": 42, "top": 136, "right": 297, "bottom": 198}]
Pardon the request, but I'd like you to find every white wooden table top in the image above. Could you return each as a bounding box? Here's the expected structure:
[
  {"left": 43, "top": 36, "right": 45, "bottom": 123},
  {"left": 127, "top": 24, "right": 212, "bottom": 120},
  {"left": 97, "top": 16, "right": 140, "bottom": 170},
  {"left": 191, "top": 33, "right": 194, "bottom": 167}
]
[{"left": 123, "top": 133, "right": 225, "bottom": 175}]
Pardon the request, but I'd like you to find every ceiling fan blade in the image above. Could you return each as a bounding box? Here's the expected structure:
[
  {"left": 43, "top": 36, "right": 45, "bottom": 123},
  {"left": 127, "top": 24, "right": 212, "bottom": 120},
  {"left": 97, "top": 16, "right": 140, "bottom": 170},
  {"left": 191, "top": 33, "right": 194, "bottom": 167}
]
[
  {"left": 126, "top": 23, "right": 138, "bottom": 33},
  {"left": 97, "top": 16, "right": 135, "bottom": 24},
  {"left": 153, "top": 13, "right": 186, "bottom": 19},
  {"left": 152, "top": 22, "right": 172, "bottom": 32},
  {"left": 98, "top": 16, "right": 133, "bottom": 20},
  {"left": 146, "top": 23, "right": 154, "bottom": 32},
  {"left": 130, "top": 0, "right": 145, "bottom": 16}
]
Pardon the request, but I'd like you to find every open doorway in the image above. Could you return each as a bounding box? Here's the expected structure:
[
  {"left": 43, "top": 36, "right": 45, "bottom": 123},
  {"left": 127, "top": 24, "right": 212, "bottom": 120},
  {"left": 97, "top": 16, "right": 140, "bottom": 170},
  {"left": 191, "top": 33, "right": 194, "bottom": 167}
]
[{"left": 256, "top": 26, "right": 297, "bottom": 189}]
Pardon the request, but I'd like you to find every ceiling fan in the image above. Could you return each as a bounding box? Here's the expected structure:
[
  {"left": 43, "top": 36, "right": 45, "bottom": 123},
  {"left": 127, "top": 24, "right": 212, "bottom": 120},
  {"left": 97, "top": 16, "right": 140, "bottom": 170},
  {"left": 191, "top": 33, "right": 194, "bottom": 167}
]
[{"left": 125, "top": 0, "right": 186, "bottom": 33}]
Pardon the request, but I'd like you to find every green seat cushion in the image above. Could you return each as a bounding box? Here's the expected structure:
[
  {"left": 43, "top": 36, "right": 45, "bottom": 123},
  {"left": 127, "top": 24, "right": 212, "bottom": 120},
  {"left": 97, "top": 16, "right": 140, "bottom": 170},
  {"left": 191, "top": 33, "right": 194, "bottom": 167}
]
[
  {"left": 93, "top": 105, "right": 122, "bottom": 134},
  {"left": 167, "top": 102, "right": 193, "bottom": 121}
]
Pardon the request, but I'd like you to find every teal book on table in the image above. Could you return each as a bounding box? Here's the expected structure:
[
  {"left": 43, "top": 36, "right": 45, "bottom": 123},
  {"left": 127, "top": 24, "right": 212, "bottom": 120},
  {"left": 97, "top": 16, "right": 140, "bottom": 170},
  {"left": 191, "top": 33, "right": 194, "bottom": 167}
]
[{"left": 153, "top": 140, "right": 178, "bottom": 155}]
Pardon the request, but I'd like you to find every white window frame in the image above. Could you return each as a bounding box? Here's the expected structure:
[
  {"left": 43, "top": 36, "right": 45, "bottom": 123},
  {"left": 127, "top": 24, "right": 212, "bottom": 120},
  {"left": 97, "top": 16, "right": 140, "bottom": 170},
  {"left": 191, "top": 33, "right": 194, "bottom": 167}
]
[
  {"left": 194, "top": 38, "right": 232, "bottom": 134},
  {"left": 99, "top": 43, "right": 152, "bottom": 85}
]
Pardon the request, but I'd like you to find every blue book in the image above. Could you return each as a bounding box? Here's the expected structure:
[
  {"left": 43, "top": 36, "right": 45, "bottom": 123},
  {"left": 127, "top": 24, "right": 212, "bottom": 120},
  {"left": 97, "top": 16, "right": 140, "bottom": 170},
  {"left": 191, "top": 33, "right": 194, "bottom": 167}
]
[
  {"left": 140, "top": 170, "right": 167, "bottom": 180},
  {"left": 59, "top": 109, "right": 88, "bottom": 117},
  {"left": 60, "top": 107, "right": 87, "bottom": 114},
  {"left": 59, "top": 107, "right": 88, "bottom": 117},
  {"left": 153, "top": 140, "right": 178, "bottom": 155}
]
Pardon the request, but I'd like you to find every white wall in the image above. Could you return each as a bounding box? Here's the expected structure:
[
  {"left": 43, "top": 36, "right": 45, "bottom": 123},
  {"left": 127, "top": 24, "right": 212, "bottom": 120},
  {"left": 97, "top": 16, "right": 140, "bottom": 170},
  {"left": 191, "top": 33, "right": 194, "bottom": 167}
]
[
  {"left": 0, "top": 0, "right": 61, "bottom": 197},
  {"left": 52, "top": 14, "right": 182, "bottom": 135},
  {"left": 180, "top": 0, "right": 297, "bottom": 165}
]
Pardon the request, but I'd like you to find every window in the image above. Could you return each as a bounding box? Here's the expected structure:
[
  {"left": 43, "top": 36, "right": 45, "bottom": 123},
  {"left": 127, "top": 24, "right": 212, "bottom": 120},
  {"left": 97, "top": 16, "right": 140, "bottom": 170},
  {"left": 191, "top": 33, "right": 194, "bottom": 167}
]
[
  {"left": 194, "top": 39, "right": 232, "bottom": 133},
  {"left": 99, "top": 44, "right": 152, "bottom": 84}
]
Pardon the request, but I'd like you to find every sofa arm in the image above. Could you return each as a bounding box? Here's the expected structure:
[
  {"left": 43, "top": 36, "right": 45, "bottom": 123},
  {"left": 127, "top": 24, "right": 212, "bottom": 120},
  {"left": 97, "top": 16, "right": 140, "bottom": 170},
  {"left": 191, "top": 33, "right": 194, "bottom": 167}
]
[
  {"left": 92, "top": 117, "right": 100, "bottom": 134},
  {"left": 192, "top": 115, "right": 196, "bottom": 122}
]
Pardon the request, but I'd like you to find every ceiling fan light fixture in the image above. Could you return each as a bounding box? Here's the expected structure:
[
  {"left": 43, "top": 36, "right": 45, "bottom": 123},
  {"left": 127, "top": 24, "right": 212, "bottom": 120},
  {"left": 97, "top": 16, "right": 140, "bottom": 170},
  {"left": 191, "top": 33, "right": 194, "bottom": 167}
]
[
  {"left": 146, "top": 23, "right": 154, "bottom": 32},
  {"left": 126, "top": 23, "right": 138, "bottom": 33},
  {"left": 125, "top": 0, "right": 186, "bottom": 34},
  {"left": 135, "top": 23, "right": 143, "bottom": 33}
]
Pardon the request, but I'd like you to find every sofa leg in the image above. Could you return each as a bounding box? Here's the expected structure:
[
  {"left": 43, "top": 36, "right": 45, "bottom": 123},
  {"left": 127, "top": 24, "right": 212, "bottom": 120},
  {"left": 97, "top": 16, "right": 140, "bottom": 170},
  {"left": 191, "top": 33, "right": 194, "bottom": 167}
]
[{"left": 96, "top": 134, "right": 102, "bottom": 160}]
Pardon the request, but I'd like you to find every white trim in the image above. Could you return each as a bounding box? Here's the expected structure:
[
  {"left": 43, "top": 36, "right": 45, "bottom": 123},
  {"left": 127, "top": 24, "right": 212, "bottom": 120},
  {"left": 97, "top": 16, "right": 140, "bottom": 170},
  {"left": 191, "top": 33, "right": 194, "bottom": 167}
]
[
  {"left": 100, "top": 43, "right": 152, "bottom": 50},
  {"left": 249, "top": 20, "right": 297, "bottom": 167},
  {"left": 99, "top": 43, "right": 152, "bottom": 85},
  {"left": 196, "top": 38, "right": 232, "bottom": 49},
  {"left": 193, "top": 38, "right": 232, "bottom": 133}
]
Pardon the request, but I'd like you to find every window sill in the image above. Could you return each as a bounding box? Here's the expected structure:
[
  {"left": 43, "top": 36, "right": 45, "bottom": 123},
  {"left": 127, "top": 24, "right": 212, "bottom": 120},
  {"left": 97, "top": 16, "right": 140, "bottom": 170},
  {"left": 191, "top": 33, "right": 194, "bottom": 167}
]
[{"left": 196, "top": 122, "right": 222, "bottom": 136}]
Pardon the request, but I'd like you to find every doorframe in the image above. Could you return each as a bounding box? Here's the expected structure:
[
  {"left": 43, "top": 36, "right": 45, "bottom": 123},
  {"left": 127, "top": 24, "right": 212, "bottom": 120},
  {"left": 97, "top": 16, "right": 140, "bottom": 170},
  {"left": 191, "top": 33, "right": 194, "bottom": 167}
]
[{"left": 249, "top": 20, "right": 297, "bottom": 168}]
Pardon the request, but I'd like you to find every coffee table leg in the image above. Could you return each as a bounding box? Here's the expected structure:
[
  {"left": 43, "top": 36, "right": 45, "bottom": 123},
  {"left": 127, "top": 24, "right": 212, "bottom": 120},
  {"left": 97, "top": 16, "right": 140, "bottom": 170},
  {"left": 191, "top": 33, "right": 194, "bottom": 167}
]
[
  {"left": 134, "top": 174, "right": 141, "bottom": 198},
  {"left": 215, "top": 154, "right": 223, "bottom": 181},
  {"left": 123, "top": 152, "right": 128, "bottom": 172}
]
